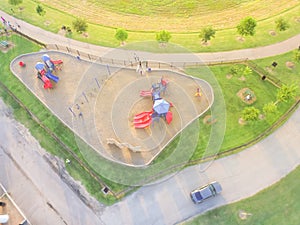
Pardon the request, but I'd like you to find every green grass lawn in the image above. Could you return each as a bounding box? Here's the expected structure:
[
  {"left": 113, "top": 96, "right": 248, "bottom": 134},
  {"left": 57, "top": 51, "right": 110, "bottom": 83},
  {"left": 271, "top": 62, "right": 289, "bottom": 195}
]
[
  {"left": 253, "top": 51, "right": 300, "bottom": 89},
  {"left": 186, "top": 64, "right": 294, "bottom": 159},
  {"left": 0, "top": 34, "right": 298, "bottom": 203},
  {"left": 184, "top": 165, "right": 300, "bottom": 225},
  {"left": 1, "top": 1, "right": 300, "bottom": 52}
]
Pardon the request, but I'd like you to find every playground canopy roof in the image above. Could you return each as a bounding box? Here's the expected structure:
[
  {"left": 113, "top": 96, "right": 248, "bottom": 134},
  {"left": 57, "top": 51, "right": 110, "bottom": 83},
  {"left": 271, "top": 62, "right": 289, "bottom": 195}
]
[
  {"left": 35, "top": 62, "right": 45, "bottom": 71},
  {"left": 153, "top": 99, "right": 170, "bottom": 115}
]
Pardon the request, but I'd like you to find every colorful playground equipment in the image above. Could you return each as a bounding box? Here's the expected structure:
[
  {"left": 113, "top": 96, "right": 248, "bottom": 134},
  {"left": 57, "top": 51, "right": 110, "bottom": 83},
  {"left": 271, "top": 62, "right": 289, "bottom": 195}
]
[
  {"left": 134, "top": 77, "right": 173, "bottom": 129},
  {"left": 34, "top": 54, "right": 63, "bottom": 89},
  {"left": 35, "top": 62, "right": 59, "bottom": 89},
  {"left": 194, "top": 87, "right": 202, "bottom": 97},
  {"left": 133, "top": 111, "right": 152, "bottom": 129},
  {"left": 42, "top": 54, "right": 63, "bottom": 71}
]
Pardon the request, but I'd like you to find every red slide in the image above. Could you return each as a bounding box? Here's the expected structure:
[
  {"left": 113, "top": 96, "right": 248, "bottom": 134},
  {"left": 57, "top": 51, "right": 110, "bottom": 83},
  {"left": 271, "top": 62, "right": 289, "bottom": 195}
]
[
  {"left": 51, "top": 60, "right": 63, "bottom": 65},
  {"left": 140, "top": 90, "right": 152, "bottom": 97},
  {"left": 134, "top": 111, "right": 152, "bottom": 120},
  {"left": 134, "top": 117, "right": 152, "bottom": 129},
  {"left": 134, "top": 111, "right": 152, "bottom": 128},
  {"left": 41, "top": 75, "right": 53, "bottom": 89},
  {"left": 134, "top": 115, "right": 151, "bottom": 124}
]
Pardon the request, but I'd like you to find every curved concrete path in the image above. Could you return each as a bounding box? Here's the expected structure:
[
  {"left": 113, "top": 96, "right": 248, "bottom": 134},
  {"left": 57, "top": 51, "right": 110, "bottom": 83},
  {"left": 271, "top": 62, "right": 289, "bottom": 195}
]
[
  {"left": 1, "top": 10, "right": 300, "bottom": 63},
  {"left": 0, "top": 9, "right": 300, "bottom": 225}
]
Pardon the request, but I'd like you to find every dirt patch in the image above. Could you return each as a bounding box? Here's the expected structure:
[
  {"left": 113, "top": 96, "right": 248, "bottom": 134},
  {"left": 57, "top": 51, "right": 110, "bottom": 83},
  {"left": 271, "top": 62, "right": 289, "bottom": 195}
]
[
  {"left": 82, "top": 32, "right": 89, "bottom": 38},
  {"left": 238, "top": 210, "right": 252, "bottom": 220},
  {"left": 237, "top": 88, "right": 256, "bottom": 104},
  {"left": 238, "top": 76, "right": 246, "bottom": 81},
  {"left": 286, "top": 61, "right": 295, "bottom": 69},
  {"left": 295, "top": 17, "right": 300, "bottom": 23},
  {"left": 238, "top": 118, "right": 246, "bottom": 125},
  {"left": 201, "top": 41, "right": 211, "bottom": 46},
  {"left": 226, "top": 74, "right": 233, "bottom": 79},
  {"left": 236, "top": 36, "right": 245, "bottom": 43},
  {"left": 203, "top": 115, "right": 217, "bottom": 125},
  {"left": 259, "top": 114, "right": 265, "bottom": 120},
  {"left": 269, "top": 30, "right": 276, "bottom": 36},
  {"left": 44, "top": 20, "right": 51, "bottom": 26}
]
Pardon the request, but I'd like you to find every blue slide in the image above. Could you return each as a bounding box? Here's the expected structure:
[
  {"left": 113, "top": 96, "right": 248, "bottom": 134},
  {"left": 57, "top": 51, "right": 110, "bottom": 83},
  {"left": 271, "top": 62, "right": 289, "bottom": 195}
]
[{"left": 45, "top": 71, "right": 59, "bottom": 83}]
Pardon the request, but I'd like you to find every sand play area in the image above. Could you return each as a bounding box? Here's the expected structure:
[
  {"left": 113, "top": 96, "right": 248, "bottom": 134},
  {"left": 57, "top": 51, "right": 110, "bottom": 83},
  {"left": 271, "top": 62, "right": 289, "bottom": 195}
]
[{"left": 10, "top": 51, "right": 214, "bottom": 166}]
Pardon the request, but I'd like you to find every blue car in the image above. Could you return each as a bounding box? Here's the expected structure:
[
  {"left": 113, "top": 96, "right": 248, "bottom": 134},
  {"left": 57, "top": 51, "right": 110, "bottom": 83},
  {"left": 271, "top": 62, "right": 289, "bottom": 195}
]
[{"left": 190, "top": 181, "right": 222, "bottom": 204}]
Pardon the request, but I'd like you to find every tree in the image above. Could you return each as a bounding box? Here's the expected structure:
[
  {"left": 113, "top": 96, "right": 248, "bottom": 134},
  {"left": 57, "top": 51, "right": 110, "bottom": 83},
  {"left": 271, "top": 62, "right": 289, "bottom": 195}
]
[
  {"left": 242, "top": 106, "right": 260, "bottom": 121},
  {"left": 115, "top": 28, "right": 128, "bottom": 45},
  {"left": 8, "top": 0, "right": 22, "bottom": 6},
  {"left": 36, "top": 5, "right": 46, "bottom": 16},
  {"left": 276, "top": 84, "right": 298, "bottom": 104},
  {"left": 72, "top": 18, "right": 88, "bottom": 33},
  {"left": 241, "top": 66, "right": 252, "bottom": 79},
  {"left": 275, "top": 17, "right": 289, "bottom": 31},
  {"left": 230, "top": 65, "right": 241, "bottom": 76},
  {"left": 156, "top": 30, "right": 171, "bottom": 45},
  {"left": 263, "top": 102, "right": 278, "bottom": 115},
  {"left": 237, "top": 16, "right": 257, "bottom": 37},
  {"left": 294, "top": 50, "right": 300, "bottom": 63},
  {"left": 199, "top": 27, "right": 216, "bottom": 43}
]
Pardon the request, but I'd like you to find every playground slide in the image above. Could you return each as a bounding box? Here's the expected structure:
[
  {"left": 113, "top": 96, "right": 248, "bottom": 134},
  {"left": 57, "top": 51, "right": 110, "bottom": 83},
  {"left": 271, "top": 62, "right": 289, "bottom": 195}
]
[
  {"left": 134, "top": 115, "right": 151, "bottom": 124},
  {"left": 140, "top": 90, "right": 152, "bottom": 97},
  {"left": 45, "top": 71, "right": 59, "bottom": 83},
  {"left": 51, "top": 59, "right": 63, "bottom": 65},
  {"left": 134, "top": 118, "right": 152, "bottom": 129},
  {"left": 40, "top": 75, "right": 52, "bottom": 89},
  {"left": 134, "top": 111, "right": 152, "bottom": 120}
]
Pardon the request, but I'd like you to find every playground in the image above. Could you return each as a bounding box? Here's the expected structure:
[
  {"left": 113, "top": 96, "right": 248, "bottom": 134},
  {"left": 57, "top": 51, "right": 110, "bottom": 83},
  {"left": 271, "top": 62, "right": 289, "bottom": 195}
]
[{"left": 10, "top": 51, "right": 214, "bottom": 166}]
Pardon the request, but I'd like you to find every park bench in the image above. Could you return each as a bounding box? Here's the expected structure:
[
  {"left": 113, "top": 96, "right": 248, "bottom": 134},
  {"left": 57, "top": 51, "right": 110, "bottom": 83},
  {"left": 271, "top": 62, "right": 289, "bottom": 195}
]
[{"left": 0, "top": 40, "right": 9, "bottom": 48}]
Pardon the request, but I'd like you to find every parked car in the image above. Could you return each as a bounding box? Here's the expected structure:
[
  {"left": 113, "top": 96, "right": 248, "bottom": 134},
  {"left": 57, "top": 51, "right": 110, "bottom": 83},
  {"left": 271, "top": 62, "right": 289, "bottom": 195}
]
[{"left": 190, "top": 181, "right": 222, "bottom": 204}]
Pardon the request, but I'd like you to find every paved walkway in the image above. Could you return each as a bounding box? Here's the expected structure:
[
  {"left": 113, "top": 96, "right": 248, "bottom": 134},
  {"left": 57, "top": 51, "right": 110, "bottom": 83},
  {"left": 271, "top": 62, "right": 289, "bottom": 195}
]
[
  {"left": 1, "top": 10, "right": 300, "bottom": 63},
  {"left": 1, "top": 9, "right": 300, "bottom": 225}
]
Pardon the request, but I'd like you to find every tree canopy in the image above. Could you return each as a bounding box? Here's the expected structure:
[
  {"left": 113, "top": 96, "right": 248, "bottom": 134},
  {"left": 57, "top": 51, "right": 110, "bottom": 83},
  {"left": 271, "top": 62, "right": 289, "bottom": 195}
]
[
  {"left": 294, "top": 50, "right": 300, "bottom": 62},
  {"left": 8, "top": 0, "right": 22, "bottom": 6},
  {"left": 276, "top": 84, "right": 298, "bottom": 103},
  {"left": 237, "top": 16, "right": 257, "bottom": 37},
  {"left": 275, "top": 17, "right": 289, "bottom": 31},
  {"left": 72, "top": 18, "right": 88, "bottom": 33},
  {"left": 199, "top": 27, "right": 216, "bottom": 43},
  {"left": 36, "top": 5, "right": 46, "bottom": 16},
  {"left": 115, "top": 28, "right": 128, "bottom": 44},
  {"left": 156, "top": 30, "right": 172, "bottom": 43},
  {"left": 242, "top": 106, "right": 260, "bottom": 121}
]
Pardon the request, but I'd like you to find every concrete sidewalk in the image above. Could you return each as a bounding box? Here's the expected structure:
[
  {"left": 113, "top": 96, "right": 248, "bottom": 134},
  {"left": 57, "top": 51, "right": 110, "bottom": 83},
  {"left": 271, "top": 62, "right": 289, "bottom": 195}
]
[{"left": 1, "top": 10, "right": 300, "bottom": 64}]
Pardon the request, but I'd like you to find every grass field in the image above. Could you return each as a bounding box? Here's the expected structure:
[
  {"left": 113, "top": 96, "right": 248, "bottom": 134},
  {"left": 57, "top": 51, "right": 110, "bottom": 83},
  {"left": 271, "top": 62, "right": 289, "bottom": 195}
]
[
  {"left": 184, "top": 165, "right": 300, "bottom": 225},
  {"left": 0, "top": 34, "right": 298, "bottom": 203},
  {"left": 1, "top": 1, "right": 300, "bottom": 52},
  {"left": 29, "top": 0, "right": 299, "bottom": 31}
]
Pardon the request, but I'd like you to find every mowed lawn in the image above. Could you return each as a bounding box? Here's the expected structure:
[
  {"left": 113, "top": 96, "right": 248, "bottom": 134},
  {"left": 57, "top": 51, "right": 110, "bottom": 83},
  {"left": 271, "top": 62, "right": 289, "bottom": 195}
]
[
  {"left": 184, "top": 165, "right": 300, "bottom": 225},
  {"left": 186, "top": 64, "right": 294, "bottom": 160}
]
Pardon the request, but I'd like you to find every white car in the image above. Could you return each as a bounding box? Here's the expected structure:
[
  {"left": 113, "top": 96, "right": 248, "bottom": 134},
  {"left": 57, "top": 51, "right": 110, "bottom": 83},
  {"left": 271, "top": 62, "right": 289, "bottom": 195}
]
[{"left": 190, "top": 181, "right": 222, "bottom": 204}]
